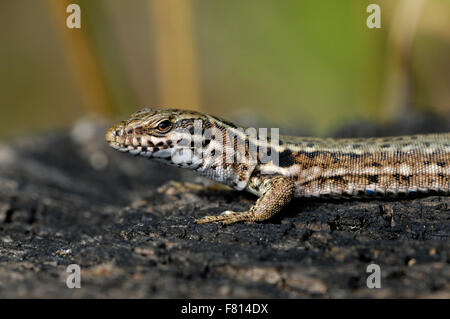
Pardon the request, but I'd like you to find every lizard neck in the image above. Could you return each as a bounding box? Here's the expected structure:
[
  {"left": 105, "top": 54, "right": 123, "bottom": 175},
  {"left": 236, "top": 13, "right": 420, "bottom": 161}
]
[{"left": 193, "top": 114, "right": 259, "bottom": 190}]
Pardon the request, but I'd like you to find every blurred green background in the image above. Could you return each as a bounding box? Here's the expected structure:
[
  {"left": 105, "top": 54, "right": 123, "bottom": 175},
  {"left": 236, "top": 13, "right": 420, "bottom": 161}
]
[{"left": 0, "top": 0, "right": 449, "bottom": 139}]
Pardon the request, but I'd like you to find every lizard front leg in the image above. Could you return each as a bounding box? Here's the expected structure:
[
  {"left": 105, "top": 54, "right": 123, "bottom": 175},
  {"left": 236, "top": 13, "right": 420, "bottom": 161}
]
[{"left": 196, "top": 176, "right": 296, "bottom": 225}]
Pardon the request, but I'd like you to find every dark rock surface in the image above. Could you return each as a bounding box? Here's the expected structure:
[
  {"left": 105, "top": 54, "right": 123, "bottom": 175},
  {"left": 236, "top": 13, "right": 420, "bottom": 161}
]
[{"left": 0, "top": 115, "right": 449, "bottom": 298}]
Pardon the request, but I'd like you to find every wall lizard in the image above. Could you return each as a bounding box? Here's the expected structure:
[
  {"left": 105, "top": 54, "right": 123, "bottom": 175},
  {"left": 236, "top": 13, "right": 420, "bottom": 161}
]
[{"left": 106, "top": 108, "right": 450, "bottom": 225}]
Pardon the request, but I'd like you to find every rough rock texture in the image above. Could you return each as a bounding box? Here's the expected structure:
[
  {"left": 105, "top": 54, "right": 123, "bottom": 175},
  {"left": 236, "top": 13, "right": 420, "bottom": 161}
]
[{"left": 0, "top": 114, "right": 449, "bottom": 298}]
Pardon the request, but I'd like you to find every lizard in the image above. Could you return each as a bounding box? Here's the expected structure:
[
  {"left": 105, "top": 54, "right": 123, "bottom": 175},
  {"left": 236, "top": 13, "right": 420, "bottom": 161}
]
[{"left": 105, "top": 108, "right": 450, "bottom": 225}]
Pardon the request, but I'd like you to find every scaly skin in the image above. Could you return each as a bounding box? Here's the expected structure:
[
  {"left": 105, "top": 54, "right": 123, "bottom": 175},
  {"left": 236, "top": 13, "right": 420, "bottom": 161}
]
[{"left": 106, "top": 108, "right": 450, "bottom": 225}]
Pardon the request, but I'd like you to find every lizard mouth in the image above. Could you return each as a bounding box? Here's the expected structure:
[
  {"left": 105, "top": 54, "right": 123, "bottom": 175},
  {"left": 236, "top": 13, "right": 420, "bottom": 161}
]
[
  {"left": 106, "top": 138, "right": 155, "bottom": 157},
  {"left": 106, "top": 123, "right": 147, "bottom": 155}
]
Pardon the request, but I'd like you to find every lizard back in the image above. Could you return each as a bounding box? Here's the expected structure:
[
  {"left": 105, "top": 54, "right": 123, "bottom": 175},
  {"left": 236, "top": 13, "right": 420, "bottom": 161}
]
[{"left": 254, "top": 133, "right": 450, "bottom": 198}]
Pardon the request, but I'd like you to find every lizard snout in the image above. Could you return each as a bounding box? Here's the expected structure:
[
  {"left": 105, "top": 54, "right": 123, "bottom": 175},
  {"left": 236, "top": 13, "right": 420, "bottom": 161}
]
[{"left": 105, "top": 122, "right": 125, "bottom": 144}]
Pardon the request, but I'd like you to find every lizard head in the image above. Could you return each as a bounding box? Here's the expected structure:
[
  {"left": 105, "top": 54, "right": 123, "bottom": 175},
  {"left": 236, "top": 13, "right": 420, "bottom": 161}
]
[
  {"left": 106, "top": 107, "right": 260, "bottom": 189},
  {"left": 105, "top": 108, "right": 210, "bottom": 167}
]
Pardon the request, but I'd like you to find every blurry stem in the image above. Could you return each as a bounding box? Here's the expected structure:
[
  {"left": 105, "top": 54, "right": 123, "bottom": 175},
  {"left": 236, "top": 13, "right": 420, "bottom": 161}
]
[
  {"left": 47, "top": 0, "right": 114, "bottom": 116},
  {"left": 380, "top": 0, "right": 427, "bottom": 122},
  {"left": 149, "top": 0, "right": 201, "bottom": 110}
]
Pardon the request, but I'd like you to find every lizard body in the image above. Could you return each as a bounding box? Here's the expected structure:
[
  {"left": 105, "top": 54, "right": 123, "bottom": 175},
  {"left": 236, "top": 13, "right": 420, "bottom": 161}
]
[{"left": 106, "top": 108, "right": 450, "bottom": 225}]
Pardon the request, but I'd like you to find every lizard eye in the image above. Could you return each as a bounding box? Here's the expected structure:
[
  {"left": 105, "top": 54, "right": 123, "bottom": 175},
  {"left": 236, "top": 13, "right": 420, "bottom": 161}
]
[{"left": 157, "top": 120, "right": 172, "bottom": 132}]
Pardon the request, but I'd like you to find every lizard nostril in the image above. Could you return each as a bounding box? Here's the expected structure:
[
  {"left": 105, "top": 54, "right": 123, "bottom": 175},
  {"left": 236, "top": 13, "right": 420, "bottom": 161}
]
[
  {"left": 106, "top": 127, "right": 118, "bottom": 143},
  {"left": 126, "top": 128, "right": 133, "bottom": 134}
]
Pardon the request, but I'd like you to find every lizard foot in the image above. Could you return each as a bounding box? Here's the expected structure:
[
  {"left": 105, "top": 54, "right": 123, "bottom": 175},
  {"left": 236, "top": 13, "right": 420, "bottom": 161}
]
[
  {"left": 196, "top": 177, "right": 295, "bottom": 225},
  {"left": 195, "top": 210, "right": 253, "bottom": 225}
]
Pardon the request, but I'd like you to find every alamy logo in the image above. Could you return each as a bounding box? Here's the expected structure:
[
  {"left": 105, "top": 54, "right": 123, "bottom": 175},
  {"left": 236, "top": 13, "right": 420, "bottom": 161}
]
[
  {"left": 366, "top": 264, "right": 381, "bottom": 288},
  {"left": 66, "top": 264, "right": 81, "bottom": 288},
  {"left": 66, "top": 4, "right": 81, "bottom": 29},
  {"left": 366, "top": 4, "right": 381, "bottom": 29},
  {"left": 168, "top": 120, "right": 280, "bottom": 166}
]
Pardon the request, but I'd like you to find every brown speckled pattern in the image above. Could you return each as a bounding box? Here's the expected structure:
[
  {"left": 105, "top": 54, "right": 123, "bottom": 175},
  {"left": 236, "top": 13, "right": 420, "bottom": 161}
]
[{"left": 106, "top": 108, "right": 450, "bottom": 224}]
